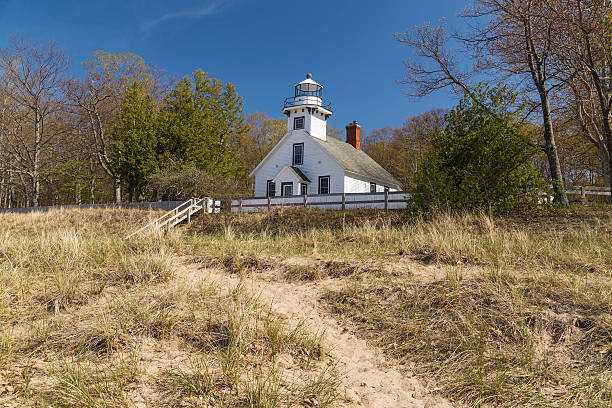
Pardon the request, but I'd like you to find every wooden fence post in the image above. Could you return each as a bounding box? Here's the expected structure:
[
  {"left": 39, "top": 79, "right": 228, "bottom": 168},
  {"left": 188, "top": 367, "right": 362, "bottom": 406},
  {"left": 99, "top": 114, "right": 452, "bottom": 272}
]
[
  {"left": 303, "top": 194, "right": 307, "bottom": 208},
  {"left": 384, "top": 190, "right": 389, "bottom": 211},
  {"left": 580, "top": 186, "right": 586, "bottom": 204},
  {"left": 267, "top": 196, "right": 271, "bottom": 211},
  {"left": 342, "top": 193, "right": 346, "bottom": 211},
  {"left": 239, "top": 198, "right": 243, "bottom": 212}
]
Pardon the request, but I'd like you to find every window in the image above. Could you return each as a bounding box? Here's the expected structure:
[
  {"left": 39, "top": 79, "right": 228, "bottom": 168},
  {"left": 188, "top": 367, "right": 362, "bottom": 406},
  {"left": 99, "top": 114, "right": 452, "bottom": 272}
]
[
  {"left": 281, "top": 182, "right": 293, "bottom": 196},
  {"left": 370, "top": 182, "right": 377, "bottom": 193},
  {"left": 293, "top": 143, "right": 304, "bottom": 165},
  {"left": 266, "top": 180, "right": 276, "bottom": 197},
  {"left": 294, "top": 116, "right": 305, "bottom": 130},
  {"left": 318, "top": 176, "right": 330, "bottom": 195},
  {"left": 300, "top": 183, "right": 308, "bottom": 195}
]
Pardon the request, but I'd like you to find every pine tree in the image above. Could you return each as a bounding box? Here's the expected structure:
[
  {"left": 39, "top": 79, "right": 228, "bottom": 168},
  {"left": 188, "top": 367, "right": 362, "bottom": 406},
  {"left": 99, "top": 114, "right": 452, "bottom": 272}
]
[{"left": 111, "top": 81, "right": 158, "bottom": 200}]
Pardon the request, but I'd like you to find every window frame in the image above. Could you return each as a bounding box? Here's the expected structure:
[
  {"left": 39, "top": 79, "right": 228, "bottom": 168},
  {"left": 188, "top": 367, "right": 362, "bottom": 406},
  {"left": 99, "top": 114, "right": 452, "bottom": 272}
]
[
  {"left": 318, "top": 176, "right": 330, "bottom": 195},
  {"left": 370, "top": 182, "right": 377, "bottom": 193},
  {"left": 294, "top": 116, "right": 305, "bottom": 130},
  {"left": 300, "top": 183, "right": 308, "bottom": 195},
  {"left": 266, "top": 180, "right": 276, "bottom": 197},
  {"left": 281, "top": 182, "right": 293, "bottom": 196},
  {"left": 292, "top": 143, "right": 304, "bottom": 165}
]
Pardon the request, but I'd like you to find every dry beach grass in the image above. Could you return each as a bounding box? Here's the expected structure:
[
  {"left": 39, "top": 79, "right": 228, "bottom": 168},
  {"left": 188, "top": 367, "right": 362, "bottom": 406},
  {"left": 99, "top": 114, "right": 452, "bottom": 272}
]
[
  {"left": 0, "top": 206, "right": 610, "bottom": 407},
  {"left": 0, "top": 208, "right": 338, "bottom": 407}
]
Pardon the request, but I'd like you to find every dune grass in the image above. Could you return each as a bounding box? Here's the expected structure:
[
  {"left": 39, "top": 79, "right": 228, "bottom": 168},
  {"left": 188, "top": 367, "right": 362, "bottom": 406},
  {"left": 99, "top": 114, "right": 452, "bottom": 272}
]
[
  {"left": 187, "top": 207, "right": 612, "bottom": 407},
  {"left": 1, "top": 205, "right": 610, "bottom": 407},
  {"left": 0, "top": 208, "right": 338, "bottom": 407}
]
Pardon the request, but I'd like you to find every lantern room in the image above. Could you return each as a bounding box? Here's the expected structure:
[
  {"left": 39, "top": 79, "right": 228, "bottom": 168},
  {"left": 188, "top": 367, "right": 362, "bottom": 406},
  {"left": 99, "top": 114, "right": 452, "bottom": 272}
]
[{"left": 283, "top": 73, "right": 332, "bottom": 141}]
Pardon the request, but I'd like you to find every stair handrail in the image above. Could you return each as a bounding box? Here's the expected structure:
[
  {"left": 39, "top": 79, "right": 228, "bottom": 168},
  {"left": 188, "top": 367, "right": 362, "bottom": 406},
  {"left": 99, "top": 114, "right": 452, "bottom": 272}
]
[{"left": 125, "top": 198, "right": 201, "bottom": 239}]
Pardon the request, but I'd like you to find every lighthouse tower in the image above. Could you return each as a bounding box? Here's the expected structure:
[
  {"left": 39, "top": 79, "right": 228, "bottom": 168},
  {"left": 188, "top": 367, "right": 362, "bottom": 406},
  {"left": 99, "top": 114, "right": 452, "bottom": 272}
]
[{"left": 283, "top": 73, "right": 332, "bottom": 141}]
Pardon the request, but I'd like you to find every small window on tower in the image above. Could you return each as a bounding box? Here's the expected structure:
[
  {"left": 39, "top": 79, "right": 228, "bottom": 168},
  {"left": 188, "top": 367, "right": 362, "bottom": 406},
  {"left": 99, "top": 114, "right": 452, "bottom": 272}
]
[
  {"left": 294, "top": 116, "right": 305, "bottom": 130},
  {"left": 370, "top": 182, "right": 377, "bottom": 193}
]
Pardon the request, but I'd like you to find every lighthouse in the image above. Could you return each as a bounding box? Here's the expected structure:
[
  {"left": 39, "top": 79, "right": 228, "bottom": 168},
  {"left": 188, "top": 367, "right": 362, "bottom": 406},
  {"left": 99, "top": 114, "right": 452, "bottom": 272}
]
[
  {"left": 249, "top": 73, "right": 402, "bottom": 198},
  {"left": 282, "top": 73, "right": 332, "bottom": 141}
]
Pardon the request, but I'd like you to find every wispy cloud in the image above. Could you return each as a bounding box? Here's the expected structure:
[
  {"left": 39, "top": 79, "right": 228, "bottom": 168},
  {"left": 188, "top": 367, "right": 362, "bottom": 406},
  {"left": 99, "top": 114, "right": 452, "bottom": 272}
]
[{"left": 141, "top": 0, "right": 232, "bottom": 31}]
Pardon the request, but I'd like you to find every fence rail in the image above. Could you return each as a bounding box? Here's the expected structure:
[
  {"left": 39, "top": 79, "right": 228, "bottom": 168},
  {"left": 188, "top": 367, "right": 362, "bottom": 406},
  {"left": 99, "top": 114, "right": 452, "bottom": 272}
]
[
  {"left": 229, "top": 191, "right": 410, "bottom": 212},
  {"left": 565, "top": 186, "right": 611, "bottom": 199},
  {"left": 0, "top": 186, "right": 608, "bottom": 216}
]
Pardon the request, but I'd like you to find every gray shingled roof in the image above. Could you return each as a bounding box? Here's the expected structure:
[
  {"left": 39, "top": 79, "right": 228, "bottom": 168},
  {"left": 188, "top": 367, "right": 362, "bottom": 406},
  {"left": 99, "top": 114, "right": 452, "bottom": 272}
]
[{"left": 311, "top": 136, "right": 402, "bottom": 189}]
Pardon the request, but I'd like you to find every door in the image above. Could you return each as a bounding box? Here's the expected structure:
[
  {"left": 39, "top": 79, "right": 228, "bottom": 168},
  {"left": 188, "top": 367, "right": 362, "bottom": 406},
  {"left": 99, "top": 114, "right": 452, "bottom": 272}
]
[{"left": 281, "top": 182, "right": 293, "bottom": 196}]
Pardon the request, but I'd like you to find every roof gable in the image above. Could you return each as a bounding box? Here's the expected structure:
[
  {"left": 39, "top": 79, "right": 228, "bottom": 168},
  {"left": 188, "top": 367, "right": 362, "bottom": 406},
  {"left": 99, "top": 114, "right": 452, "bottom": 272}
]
[
  {"left": 272, "top": 165, "right": 311, "bottom": 183},
  {"left": 248, "top": 130, "right": 295, "bottom": 178}
]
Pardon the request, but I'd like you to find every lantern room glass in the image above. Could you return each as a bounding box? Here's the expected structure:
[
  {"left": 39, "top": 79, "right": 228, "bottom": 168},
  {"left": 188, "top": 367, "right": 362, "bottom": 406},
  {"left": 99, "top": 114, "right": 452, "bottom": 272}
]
[{"left": 295, "top": 83, "right": 322, "bottom": 98}]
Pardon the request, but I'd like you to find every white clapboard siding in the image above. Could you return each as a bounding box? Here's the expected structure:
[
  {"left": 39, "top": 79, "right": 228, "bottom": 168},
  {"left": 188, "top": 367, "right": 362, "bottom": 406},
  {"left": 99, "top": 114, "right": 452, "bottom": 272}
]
[{"left": 252, "top": 130, "right": 350, "bottom": 197}]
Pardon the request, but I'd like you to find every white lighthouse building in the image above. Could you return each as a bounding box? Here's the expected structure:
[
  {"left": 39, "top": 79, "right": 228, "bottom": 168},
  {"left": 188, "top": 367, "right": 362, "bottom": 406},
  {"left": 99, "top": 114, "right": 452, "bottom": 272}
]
[{"left": 249, "top": 74, "right": 401, "bottom": 197}]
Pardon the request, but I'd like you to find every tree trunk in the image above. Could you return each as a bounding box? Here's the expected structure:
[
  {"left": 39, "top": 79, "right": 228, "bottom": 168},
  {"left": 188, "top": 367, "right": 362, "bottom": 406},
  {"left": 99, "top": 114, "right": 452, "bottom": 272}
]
[
  {"left": 600, "top": 120, "right": 612, "bottom": 204},
  {"left": 7, "top": 173, "right": 14, "bottom": 209},
  {"left": 88, "top": 157, "right": 96, "bottom": 204},
  {"left": 75, "top": 181, "right": 82, "bottom": 205},
  {"left": 604, "top": 149, "right": 612, "bottom": 204},
  {"left": 113, "top": 179, "right": 122, "bottom": 204},
  {"left": 32, "top": 110, "right": 41, "bottom": 207},
  {"left": 539, "top": 91, "right": 569, "bottom": 207}
]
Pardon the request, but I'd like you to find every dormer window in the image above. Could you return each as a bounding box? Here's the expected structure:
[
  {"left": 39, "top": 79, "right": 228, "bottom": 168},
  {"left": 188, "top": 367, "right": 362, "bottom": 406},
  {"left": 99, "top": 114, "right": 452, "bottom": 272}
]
[
  {"left": 293, "top": 143, "right": 304, "bottom": 165},
  {"left": 294, "top": 116, "right": 305, "bottom": 130}
]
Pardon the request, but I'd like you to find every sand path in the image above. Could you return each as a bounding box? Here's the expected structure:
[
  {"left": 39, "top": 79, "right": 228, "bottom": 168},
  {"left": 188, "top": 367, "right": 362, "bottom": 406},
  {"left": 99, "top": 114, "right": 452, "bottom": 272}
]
[{"left": 180, "top": 261, "right": 454, "bottom": 408}]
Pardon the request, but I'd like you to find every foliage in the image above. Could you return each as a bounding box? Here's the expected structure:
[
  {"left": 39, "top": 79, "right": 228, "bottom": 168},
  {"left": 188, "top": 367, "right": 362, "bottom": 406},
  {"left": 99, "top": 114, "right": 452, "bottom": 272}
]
[
  {"left": 363, "top": 109, "right": 446, "bottom": 189},
  {"left": 82, "top": 50, "right": 159, "bottom": 100},
  {"left": 409, "top": 85, "right": 541, "bottom": 214},
  {"left": 147, "top": 160, "right": 226, "bottom": 200},
  {"left": 157, "top": 70, "right": 246, "bottom": 178},
  {"left": 110, "top": 81, "right": 158, "bottom": 198}
]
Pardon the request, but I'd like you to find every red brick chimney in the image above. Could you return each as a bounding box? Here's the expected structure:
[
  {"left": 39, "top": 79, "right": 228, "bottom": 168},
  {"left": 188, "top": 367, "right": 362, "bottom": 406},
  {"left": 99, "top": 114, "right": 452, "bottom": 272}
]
[{"left": 346, "top": 121, "right": 361, "bottom": 150}]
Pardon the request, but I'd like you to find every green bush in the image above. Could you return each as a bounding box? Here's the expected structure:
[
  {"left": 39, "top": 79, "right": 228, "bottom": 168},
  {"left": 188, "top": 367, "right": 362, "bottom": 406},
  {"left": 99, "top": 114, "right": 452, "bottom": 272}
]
[{"left": 409, "top": 85, "right": 541, "bottom": 214}]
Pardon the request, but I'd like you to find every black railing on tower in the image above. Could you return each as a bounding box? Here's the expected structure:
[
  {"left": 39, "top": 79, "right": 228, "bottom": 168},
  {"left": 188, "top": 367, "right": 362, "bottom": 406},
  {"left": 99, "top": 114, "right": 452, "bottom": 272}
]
[{"left": 283, "top": 96, "right": 332, "bottom": 110}]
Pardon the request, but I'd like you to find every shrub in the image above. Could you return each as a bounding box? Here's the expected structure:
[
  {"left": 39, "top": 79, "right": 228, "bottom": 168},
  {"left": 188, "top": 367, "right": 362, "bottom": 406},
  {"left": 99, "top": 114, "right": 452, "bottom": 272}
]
[{"left": 409, "top": 85, "right": 541, "bottom": 215}]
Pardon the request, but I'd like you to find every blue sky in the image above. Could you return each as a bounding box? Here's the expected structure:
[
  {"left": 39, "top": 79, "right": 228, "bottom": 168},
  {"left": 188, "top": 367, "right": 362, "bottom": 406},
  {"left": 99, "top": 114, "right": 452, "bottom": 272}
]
[{"left": 0, "top": 0, "right": 463, "bottom": 135}]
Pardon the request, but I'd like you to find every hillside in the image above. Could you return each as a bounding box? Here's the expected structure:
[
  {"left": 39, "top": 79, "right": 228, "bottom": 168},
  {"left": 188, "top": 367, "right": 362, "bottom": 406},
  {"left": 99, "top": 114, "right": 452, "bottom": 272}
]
[{"left": 0, "top": 207, "right": 610, "bottom": 407}]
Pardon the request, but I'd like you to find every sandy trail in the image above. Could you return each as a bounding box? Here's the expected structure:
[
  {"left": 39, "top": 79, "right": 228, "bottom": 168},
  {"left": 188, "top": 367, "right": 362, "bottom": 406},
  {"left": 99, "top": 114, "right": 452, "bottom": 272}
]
[{"left": 180, "top": 261, "right": 454, "bottom": 408}]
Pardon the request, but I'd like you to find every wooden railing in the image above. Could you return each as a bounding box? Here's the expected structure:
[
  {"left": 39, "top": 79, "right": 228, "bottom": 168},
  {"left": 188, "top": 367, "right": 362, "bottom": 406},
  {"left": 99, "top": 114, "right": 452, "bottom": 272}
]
[
  {"left": 125, "top": 198, "right": 207, "bottom": 239},
  {"left": 229, "top": 191, "right": 410, "bottom": 212},
  {"left": 565, "top": 186, "right": 611, "bottom": 200}
]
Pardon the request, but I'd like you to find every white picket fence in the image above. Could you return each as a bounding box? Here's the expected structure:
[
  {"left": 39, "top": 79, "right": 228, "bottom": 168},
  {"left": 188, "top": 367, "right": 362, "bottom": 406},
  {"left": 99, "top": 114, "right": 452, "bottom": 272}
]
[{"left": 228, "top": 191, "right": 410, "bottom": 213}]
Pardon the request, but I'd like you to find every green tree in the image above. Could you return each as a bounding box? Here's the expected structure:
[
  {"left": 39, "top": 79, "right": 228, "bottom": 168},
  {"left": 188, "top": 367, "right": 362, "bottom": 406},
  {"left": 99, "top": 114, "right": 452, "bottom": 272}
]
[
  {"left": 157, "top": 70, "right": 246, "bottom": 174},
  {"left": 111, "top": 81, "right": 158, "bottom": 200},
  {"left": 410, "top": 85, "right": 540, "bottom": 214},
  {"left": 154, "top": 70, "right": 246, "bottom": 197}
]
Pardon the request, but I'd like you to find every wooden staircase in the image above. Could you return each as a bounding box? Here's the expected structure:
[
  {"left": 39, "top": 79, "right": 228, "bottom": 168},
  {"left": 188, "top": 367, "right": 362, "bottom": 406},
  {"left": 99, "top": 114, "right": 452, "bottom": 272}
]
[{"left": 125, "top": 198, "right": 207, "bottom": 239}]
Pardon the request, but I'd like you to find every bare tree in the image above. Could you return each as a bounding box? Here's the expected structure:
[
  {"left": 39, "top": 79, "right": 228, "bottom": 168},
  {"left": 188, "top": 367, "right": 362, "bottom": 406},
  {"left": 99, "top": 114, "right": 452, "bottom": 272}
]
[
  {"left": 550, "top": 0, "right": 612, "bottom": 200},
  {"left": 63, "top": 51, "right": 163, "bottom": 203},
  {"left": 0, "top": 38, "right": 69, "bottom": 206},
  {"left": 396, "top": 0, "right": 570, "bottom": 206},
  {"left": 63, "top": 78, "right": 123, "bottom": 203}
]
